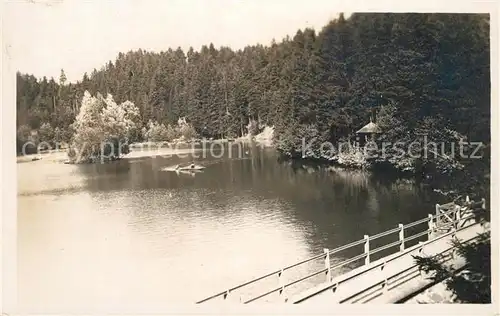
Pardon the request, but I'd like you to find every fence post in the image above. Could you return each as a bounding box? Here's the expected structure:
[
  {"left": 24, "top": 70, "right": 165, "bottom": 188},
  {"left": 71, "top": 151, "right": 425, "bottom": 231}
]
[
  {"left": 399, "top": 224, "right": 405, "bottom": 251},
  {"left": 382, "top": 258, "right": 388, "bottom": 293},
  {"left": 416, "top": 241, "right": 425, "bottom": 259},
  {"left": 428, "top": 214, "right": 434, "bottom": 240},
  {"left": 324, "top": 248, "right": 331, "bottom": 282},
  {"left": 435, "top": 204, "right": 440, "bottom": 227},
  {"left": 455, "top": 205, "right": 461, "bottom": 229},
  {"left": 364, "top": 235, "right": 370, "bottom": 265},
  {"left": 278, "top": 268, "right": 284, "bottom": 298}
]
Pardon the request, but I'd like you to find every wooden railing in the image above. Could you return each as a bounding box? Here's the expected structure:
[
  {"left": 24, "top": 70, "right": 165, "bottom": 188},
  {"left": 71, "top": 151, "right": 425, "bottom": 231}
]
[
  {"left": 293, "top": 206, "right": 488, "bottom": 303},
  {"left": 196, "top": 197, "right": 486, "bottom": 304},
  {"left": 435, "top": 196, "right": 486, "bottom": 230}
]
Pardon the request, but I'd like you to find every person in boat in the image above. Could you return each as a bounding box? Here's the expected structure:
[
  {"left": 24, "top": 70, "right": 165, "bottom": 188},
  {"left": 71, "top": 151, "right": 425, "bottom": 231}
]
[{"left": 174, "top": 163, "right": 195, "bottom": 170}]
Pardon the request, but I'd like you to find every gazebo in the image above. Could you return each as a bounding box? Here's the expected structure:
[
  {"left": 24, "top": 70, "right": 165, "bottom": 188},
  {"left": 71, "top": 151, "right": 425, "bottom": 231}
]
[{"left": 356, "top": 119, "right": 381, "bottom": 147}]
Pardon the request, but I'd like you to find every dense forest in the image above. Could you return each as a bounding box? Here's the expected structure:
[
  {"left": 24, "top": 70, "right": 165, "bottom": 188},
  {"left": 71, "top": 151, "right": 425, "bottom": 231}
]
[{"left": 16, "top": 13, "right": 490, "bottom": 182}]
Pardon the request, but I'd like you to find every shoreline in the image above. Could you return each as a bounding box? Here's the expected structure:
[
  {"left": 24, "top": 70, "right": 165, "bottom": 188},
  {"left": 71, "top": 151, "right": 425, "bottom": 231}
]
[
  {"left": 15, "top": 137, "right": 272, "bottom": 165},
  {"left": 16, "top": 146, "right": 201, "bottom": 164},
  {"left": 129, "top": 135, "right": 274, "bottom": 149}
]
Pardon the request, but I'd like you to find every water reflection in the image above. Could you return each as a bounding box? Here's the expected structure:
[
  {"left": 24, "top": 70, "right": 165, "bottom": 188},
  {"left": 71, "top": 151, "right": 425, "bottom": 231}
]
[{"left": 17, "top": 145, "right": 436, "bottom": 311}]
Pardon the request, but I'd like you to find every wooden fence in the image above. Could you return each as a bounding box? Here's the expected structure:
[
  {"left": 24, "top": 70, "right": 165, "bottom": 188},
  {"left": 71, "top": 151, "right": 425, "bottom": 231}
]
[
  {"left": 292, "top": 205, "right": 488, "bottom": 303},
  {"left": 196, "top": 197, "right": 486, "bottom": 304}
]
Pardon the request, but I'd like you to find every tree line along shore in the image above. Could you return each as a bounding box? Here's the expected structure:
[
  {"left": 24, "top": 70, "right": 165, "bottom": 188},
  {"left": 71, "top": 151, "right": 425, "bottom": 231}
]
[{"left": 16, "top": 13, "right": 489, "bottom": 195}]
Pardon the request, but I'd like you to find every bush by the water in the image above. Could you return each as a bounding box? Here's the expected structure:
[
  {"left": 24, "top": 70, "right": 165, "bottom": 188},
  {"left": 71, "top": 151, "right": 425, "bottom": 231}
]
[
  {"left": 17, "top": 123, "right": 71, "bottom": 154},
  {"left": 68, "top": 91, "right": 140, "bottom": 163},
  {"left": 141, "top": 117, "right": 197, "bottom": 143}
]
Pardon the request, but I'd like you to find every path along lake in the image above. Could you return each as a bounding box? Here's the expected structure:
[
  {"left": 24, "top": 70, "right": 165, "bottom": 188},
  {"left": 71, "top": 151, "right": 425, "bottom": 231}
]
[{"left": 17, "top": 143, "right": 438, "bottom": 311}]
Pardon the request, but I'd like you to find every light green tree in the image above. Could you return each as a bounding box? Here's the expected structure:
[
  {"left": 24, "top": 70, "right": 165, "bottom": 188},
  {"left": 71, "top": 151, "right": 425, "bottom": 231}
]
[{"left": 68, "top": 91, "right": 140, "bottom": 163}]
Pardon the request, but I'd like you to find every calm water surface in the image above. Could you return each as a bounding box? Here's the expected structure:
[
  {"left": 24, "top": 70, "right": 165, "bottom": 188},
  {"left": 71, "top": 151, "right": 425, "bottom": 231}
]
[{"left": 18, "top": 144, "right": 436, "bottom": 312}]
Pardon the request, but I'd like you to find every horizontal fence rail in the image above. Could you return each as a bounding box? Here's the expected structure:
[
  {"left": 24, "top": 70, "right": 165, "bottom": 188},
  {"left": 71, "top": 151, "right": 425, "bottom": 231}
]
[
  {"left": 296, "top": 215, "right": 488, "bottom": 303},
  {"left": 196, "top": 197, "right": 486, "bottom": 304},
  {"left": 339, "top": 228, "right": 483, "bottom": 304}
]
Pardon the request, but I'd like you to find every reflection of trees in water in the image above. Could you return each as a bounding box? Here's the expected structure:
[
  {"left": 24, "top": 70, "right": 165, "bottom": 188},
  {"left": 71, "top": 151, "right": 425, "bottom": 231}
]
[
  {"left": 390, "top": 178, "right": 418, "bottom": 191},
  {"left": 78, "top": 160, "right": 132, "bottom": 192},
  {"left": 366, "top": 186, "right": 380, "bottom": 217},
  {"left": 67, "top": 148, "right": 436, "bottom": 301},
  {"left": 76, "top": 149, "right": 429, "bottom": 221},
  {"left": 267, "top": 157, "right": 433, "bottom": 253},
  {"left": 327, "top": 166, "right": 370, "bottom": 188},
  {"left": 74, "top": 147, "right": 433, "bottom": 256}
]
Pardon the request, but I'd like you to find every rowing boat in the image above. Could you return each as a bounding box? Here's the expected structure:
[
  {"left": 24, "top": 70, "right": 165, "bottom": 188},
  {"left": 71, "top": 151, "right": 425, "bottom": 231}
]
[
  {"left": 177, "top": 165, "right": 205, "bottom": 171},
  {"left": 171, "top": 163, "right": 206, "bottom": 171}
]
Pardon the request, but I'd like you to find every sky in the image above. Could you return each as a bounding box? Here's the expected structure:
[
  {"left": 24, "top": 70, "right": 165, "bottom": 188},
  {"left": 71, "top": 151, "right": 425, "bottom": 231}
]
[{"left": 4, "top": 0, "right": 350, "bottom": 83}]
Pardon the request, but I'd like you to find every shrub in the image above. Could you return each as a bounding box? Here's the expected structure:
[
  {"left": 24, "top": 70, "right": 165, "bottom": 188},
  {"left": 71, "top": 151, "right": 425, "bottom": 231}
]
[
  {"left": 413, "top": 231, "right": 491, "bottom": 303},
  {"left": 247, "top": 119, "right": 260, "bottom": 136},
  {"left": 38, "top": 122, "right": 55, "bottom": 145},
  {"left": 177, "top": 121, "right": 196, "bottom": 140},
  {"left": 69, "top": 91, "right": 141, "bottom": 163}
]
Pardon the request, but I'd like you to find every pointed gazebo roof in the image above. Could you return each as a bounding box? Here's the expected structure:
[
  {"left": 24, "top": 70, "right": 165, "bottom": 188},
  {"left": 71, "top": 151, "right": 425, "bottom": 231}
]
[{"left": 356, "top": 120, "right": 381, "bottom": 134}]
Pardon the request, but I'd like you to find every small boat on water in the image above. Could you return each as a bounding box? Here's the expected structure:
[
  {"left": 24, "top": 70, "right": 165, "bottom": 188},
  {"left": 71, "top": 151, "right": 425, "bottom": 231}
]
[
  {"left": 161, "top": 163, "right": 206, "bottom": 173},
  {"left": 175, "top": 169, "right": 202, "bottom": 177},
  {"left": 174, "top": 163, "right": 205, "bottom": 171}
]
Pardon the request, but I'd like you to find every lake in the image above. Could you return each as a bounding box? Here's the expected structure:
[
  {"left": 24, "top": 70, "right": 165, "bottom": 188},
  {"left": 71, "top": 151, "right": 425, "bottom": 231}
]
[{"left": 17, "top": 143, "right": 437, "bottom": 312}]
